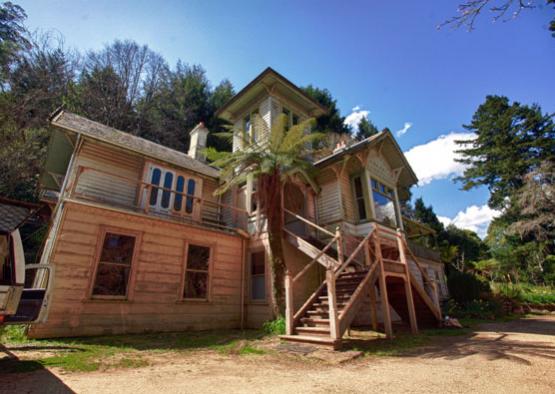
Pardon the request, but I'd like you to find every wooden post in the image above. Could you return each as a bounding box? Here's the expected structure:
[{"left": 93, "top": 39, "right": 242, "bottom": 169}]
[
  {"left": 326, "top": 268, "right": 340, "bottom": 340},
  {"left": 335, "top": 226, "right": 344, "bottom": 268},
  {"left": 375, "top": 235, "right": 393, "bottom": 339},
  {"left": 144, "top": 185, "right": 152, "bottom": 214},
  {"left": 285, "top": 269, "right": 294, "bottom": 335},
  {"left": 369, "top": 284, "right": 378, "bottom": 332},
  {"left": 397, "top": 229, "right": 418, "bottom": 334}
]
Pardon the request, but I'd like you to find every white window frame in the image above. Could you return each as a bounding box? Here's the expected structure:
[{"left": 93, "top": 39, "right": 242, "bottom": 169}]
[{"left": 143, "top": 163, "right": 201, "bottom": 217}]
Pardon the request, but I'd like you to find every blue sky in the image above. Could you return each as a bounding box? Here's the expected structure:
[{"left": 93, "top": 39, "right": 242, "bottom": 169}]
[{"left": 20, "top": 0, "right": 555, "bottom": 236}]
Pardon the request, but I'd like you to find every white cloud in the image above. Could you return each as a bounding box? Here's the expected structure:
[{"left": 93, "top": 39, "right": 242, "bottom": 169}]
[
  {"left": 404, "top": 132, "right": 475, "bottom": 186},
  {"left": 344, "top": 106, "right": 369, "bottom": 131},
  {"left": 396, "top": 122, "right": 413, "bottom": 137},
  {"left": 440, "top": 204, "right": 501, "bottom": 238}
]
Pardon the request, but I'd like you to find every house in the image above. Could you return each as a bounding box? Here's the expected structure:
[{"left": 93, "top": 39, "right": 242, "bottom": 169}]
[{"left": 30, "top": 68, "right": 447, "bottom": 348}]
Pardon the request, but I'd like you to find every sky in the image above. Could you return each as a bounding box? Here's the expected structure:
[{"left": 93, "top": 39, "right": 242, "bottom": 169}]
[{"left": 19, "top": 0, "right": 555, "bottom": 237}]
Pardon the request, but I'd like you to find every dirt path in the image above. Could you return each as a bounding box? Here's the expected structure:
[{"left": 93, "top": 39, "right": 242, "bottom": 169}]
[{"left": 2, "top": 315, "right": 554, "bottom": 394}]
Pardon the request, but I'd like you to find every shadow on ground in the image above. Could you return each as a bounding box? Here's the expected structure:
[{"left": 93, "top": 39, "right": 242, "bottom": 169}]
[
  {"left": 343, "top": 315, "right": 555, "bottom": 366},
  {"left": 0, "top": 345, "right": 75, "bottom": 393}
]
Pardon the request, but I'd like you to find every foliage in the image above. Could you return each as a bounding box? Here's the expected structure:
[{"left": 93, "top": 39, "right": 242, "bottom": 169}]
[
  {"left": 444, "top": 298, "right": 504, "bottom": 320},
  {"left": 447, "top": 271, "right": 491, "bottom": 305},
  {"left": 206, "top": 114, "right": 322, "bottom": 316},
  {"left": 492, "top": 282, "right": 555, "bottom": 304},
  {"left": 456, "top": 95, "right": 555, "bottom": 211},
  {"left": 440, "top": 0, "right": 554, "bottom": 38},
  {"left": 301, "top": 84, "right": 350, "bottom": 134},
  {"left": 0, "top": 1, "right": 30, "bottom": 83},
  {"left": 262, "top": 317, "right": 286, "bottom": 335},
  {"left": 355, "top": 117, "right": 379, "bottom": 141}
]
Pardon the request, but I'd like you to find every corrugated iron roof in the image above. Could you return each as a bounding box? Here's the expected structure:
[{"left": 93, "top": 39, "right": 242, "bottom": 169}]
[{"left": 50, "top": 110, "right": 220, "bottom": 179}]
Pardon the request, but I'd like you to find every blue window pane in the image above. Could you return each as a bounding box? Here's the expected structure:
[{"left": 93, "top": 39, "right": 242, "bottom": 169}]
[
  {"left": 174, "top": 176, "right": 185, "bottom": 211},
  {"left": 161, "top": 172, "right": 173, "bottom": 208},
  {"left": 150, "top": 168, "right": 161, "bottom": 205},
  {"left": 185, "top": 179, "right": 196, "bottom": 214}
]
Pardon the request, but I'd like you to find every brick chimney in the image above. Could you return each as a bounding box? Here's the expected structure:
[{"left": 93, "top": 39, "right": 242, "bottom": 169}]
[{"left": 188, "top": 122, "right": 209, "bottom": 162}]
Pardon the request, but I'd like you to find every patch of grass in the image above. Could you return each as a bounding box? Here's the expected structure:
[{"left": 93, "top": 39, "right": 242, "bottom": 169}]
[
  {"left": 492, "top": 282, "right": 555, "bottom": 305},
  {"left": 262, "top": 318, "right": 285, "bottom": 335},
  {"left": 1, "top": 326, "right": 267, "bottom": 373},
  {"left": 1, "top": 324, "right": 30, "bottom": 343}
]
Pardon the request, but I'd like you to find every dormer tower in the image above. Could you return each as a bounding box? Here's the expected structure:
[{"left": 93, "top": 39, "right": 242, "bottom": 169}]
[{"left": 216, "top": 68, "right": 327, "bottom": 152}]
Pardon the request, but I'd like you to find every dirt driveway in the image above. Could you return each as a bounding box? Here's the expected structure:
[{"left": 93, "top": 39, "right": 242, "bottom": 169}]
[{"left": 1, "top": 315, "right": 554, "bottom": 394}]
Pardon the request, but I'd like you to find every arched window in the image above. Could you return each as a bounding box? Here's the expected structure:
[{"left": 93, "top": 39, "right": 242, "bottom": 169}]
[
  {"left": 185, "top": 179, "right": 196, "bottom": 214},
  {"left": 174, "top": 175, "right": 185, "bottom": 211},
  {"left": 149, "top": 168, "right": 161, "bottom": 206},
  {"left": 161, "top": 172, "right": 173, "bottom": 208}
]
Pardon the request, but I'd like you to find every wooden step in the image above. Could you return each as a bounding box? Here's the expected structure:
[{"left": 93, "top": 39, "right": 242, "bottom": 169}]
[
  {"left": 300, "top": 317, "right": 330, "bottom": 327},
  {"left": 295, "top": 326, "right": 331, "bottom": 337},
  {"left": 279, "top": 335, "right": 341, "bottom": 350}
]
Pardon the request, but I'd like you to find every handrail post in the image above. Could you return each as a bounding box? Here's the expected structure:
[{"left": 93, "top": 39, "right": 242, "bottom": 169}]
[
  {"left": 335, "top": 226, "right": 343, "bottom": 269},
  {"left": 397, "top": 229, "right": 418, "bottom": 334},
  {"left": 375, "top": 235, "right": 393, "bottom": 339},
  {"left": 144, "top": 184, "right": 152, "bottom": 214},
  {"left": 285, "top": 269, "right": 294, "bottom": 335},
  {"left": 326, "top": 268, "right": 340, "bottom": 340}
]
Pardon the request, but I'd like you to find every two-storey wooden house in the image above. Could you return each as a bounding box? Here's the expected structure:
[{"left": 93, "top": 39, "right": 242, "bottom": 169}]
[{"left": 31, "top": 68, "right": 447, "bottom": 348}]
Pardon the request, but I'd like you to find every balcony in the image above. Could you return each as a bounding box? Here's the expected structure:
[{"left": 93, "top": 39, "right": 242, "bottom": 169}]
[{"left": 68, "top": 166, "right": 249, "bottom": 234}]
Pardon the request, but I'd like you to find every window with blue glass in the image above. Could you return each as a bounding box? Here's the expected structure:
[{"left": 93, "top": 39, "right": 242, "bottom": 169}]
[
  {"left": 370, "top": 178, "right": 398, "bottom": 227},
  {"left": 147, "top": 165, "right": 198, "bottom": 215}
]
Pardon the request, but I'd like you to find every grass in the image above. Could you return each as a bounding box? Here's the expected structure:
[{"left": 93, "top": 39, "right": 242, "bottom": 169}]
[
  {"left": 0, "top": 325, "right": 268, "bottom": 373},
  {"left": 348, "top": 326, "right": 472, "bottom": 357}
]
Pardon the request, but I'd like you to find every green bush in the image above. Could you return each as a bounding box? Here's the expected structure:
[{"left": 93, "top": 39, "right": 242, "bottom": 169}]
[
  {"left": 262, "top": 317, "right": 285, "bottom": 335},
  {"left": 445, "top": 298, "right": 503, "bottom": 320},
  {"left": 447, "top": 271, "right": 490, "bottom": 305},
  {"left": 492, "top": 282, "right": 555, "bottom": 305}
]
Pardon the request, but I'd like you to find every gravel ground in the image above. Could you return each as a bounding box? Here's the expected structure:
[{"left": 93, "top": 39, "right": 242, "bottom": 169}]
[{"left": 1, "top": 315, "right": 554, "bottom": 394}]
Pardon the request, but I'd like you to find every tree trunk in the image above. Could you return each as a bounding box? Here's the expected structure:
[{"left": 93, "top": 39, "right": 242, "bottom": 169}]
[{"left": 267, "top": 187, "right": 286, "bottom": 318}]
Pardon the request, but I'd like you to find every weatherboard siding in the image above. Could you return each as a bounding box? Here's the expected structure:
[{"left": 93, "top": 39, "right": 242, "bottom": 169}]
[{"left": 29, "top": 202, "right": 244, "bottom": 338}]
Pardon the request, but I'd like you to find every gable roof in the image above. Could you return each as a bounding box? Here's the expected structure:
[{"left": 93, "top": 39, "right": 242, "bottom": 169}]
[
  {"left": 216, "top": 67, "right": 327, "bottom": 121},
  {"left": 49, "top": 110, "right": 220, "bottom": 178},
  {"left": 314, "top": 130, "right": 419, "bottom": 190}
]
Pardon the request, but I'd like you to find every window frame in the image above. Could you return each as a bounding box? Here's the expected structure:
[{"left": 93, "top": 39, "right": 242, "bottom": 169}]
[
  {"left": 143, "top": 161, "right": 201, "bottom": 218},
  {"left": 248, "top": 249, "right": 268, "bottom": 304},
  {"left": 350, "top": 172, "right": 371, "bottom": 223},
  {"left": 88, "top": 226, "right": 141, "bottom": 301},
  {"left": 369, "top": 176, "right": 400, "bottom": 229},
  {"left": 179, "top": 241, "right": 214, "bottom": 302}
]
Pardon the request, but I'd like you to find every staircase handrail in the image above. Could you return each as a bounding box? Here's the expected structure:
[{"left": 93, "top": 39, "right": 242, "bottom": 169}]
[
  {"left": 288, "top": 230, "right": 341, "bottom": 282},
  {"left": 334, "top": 225, "right": 376, "bottom": 278},
  {"left": 283, "top": 208, "right": 335, "bottom": 237}
]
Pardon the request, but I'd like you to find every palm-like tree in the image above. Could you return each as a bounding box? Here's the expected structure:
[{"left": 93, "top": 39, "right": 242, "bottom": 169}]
[{"left": 206, "top": 114, "right": 322, "bottom": 317}]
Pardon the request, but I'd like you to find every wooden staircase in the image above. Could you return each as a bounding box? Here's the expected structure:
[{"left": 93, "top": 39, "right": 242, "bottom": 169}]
[{"left": 279, "top": 209, "right": 442, "bottom": 349}]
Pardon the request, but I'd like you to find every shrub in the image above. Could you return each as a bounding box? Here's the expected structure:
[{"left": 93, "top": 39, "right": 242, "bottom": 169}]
[
  {"left": 445, "top": 298, "right": 503, "bottom": 320},
  {"left": 447, "top": 271, "right": 490, "bottom": 305},
  {"left": 262, "top": 317, "right": 285, "bottom": 335}
]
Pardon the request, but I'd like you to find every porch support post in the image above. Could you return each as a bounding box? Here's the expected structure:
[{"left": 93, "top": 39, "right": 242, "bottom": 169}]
[
  {"left": 326, "top": 268, "right": 340, "bottom": 340},
  {"left": 285, "top": 269, "right": 294, "bottom": 335},
  {"left": 397, "top": 229, "right": 418, "bottom": 334},
  {"left": 369, "top": 284, "right": 378, "bottom": 332},
  {"left": 375, "top": 235, "right": 393, "bottom": 339}
]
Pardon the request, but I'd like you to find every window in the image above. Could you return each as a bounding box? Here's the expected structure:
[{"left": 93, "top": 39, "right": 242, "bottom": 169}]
[
  {"left": 92, "top": 232, "right": 136, "bottom": 297},
  {"left": 147, "top": 165, "right": 198, "bottom": 215},
  {"left": 371, "top": 178, "right": 398, "bottom": 227},
  {"left": 282, "top": 107, "right": 299, "bottom": 130},
  {"left": 352, "top": 175, "right": 367, "bottom": 221},
  {"left": 183, "top": 244, "right": 211, "bottom": 299},
  {"left": 250, "top": 251, "right": 266, "bottom": 301},
  {"left": 244, "top": 110, "right": 259, "bottom": 143}
]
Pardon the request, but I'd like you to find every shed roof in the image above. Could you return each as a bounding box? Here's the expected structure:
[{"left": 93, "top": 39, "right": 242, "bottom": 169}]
[{"left": 50, "top": 110, "right": 220, "bottom": 178}]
